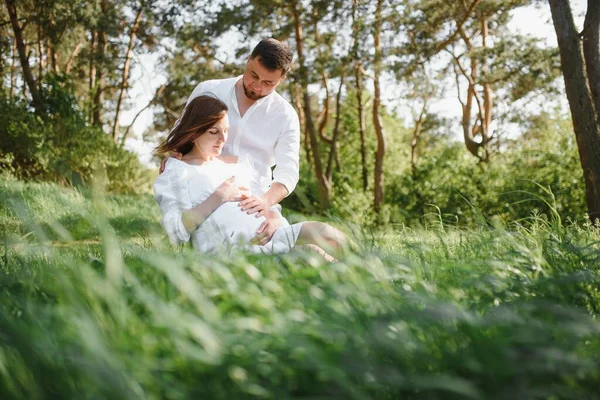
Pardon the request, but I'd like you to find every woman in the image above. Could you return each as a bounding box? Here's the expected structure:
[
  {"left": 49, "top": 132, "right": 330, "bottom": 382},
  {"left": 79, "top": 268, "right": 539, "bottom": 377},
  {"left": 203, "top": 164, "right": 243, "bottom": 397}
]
[{"left": 153, "top": 95, "right": 347, "bottom": 259}]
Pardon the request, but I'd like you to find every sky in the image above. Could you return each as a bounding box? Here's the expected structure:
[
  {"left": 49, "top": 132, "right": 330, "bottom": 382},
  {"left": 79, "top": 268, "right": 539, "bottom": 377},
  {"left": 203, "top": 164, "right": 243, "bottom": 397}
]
[{"left": 120, "top": 1, "right": 587, "bottom": 167}]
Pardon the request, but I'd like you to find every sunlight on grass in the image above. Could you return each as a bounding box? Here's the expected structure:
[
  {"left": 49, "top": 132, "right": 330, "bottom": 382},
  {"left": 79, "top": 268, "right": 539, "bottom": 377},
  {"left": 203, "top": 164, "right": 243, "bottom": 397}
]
[{"left": 1, "top": 178, "right": 600, "bottom": 399}]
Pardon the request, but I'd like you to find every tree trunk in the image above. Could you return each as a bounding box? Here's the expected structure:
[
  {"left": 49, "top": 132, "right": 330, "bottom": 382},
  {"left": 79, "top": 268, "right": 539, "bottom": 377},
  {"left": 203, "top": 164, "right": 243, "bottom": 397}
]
[
  {"left": 22, "top": 41, "right": 30, "bottom": 99},
  {"left": 583, "top": 0, "right": 600, "bottom": 120},
  {"left": 288, "top": 82, "right": 303, "bottom": 133},
  {"left": 481, "top": 15, "right": 493, "bottom": 150},
  {"left": 65, "top": 41, "right": 83, "bottom": 74},
  {"left": 22, "top": 42, "right": 29, "bottom": 99},
  {"left": 313, "top": 18, "right": 332, "bottom": 146},
  {"left": 549, "top": 0, "right": 600, "bottom": 223},
  {"left": 89, "top": 30, "right": 96, "bottom": 92},
  {"left": 352, "top": 0, "right": 368, "bottom": 192},
  {"left": 38, "top": 24, "right": 44, "bottom": 90},
  {"left": 93, "top": 0, "right": 108, "bottom": 128},
  {"left": 88, "top": 30, "right": 96, "bottom": 123},
  {"left": 291, "top": 82, "right": 310, "bottom": 160},
  {"left": 372, "top": 0, "right": 386, "bottom": 214},
  {"left": 461, "top": 81, "right": 478, "bottom": 157},
  {"left": 454, "top": 49, "right": 487, "bottom": 160},
  {"left": 45, "top": 38, "right": 50, "bottom": 73},
  {"left": 92, "top": 30, "right": 106, "bottom": 127},
  {"left": 317, "top": 71, "right": 332, "bottom": 144},
  {"left": 10, "top": 38, "right": 16, "bottom": 99},
  {"left": 326, "top": 72, "right": 345, "bottom": 181},
  {"left": 411, "top": 101, "right": 427, "bottom": 175},
  {"left": 356, "top": 67, "right": 369, "bottom": 192},
  {"left": 5, "top": 0, "right": 44, "bottom": 114},
  {"left": 292, "top": 0, "right": 331, "bottom": 210},
  {"left": 112, "top": 5, "right": 143, "bottom": 141},
  {"left": 49, "top": 42, "right": 58, "bottom": 73}
]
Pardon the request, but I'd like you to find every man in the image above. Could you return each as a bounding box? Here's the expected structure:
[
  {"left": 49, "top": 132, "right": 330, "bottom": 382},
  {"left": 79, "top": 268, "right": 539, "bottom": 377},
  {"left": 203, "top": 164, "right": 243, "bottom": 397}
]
[{"left": 165, "top": 38, "right": 300, "bottom": 245}]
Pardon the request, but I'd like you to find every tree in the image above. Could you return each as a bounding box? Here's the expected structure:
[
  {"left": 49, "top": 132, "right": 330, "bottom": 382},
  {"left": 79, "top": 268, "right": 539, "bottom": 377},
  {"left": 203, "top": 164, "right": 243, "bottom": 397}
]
[
  {"left": 406, "top": 66, "right": 437, "bottom": 175},
  {"left": 91, "top": 0, "right": 109, "bottom": 127},
  {"left": 372, "top": 0, "right": 386, "bottom": 214},
  {"left": 351, "top": 0, "right": 369, "bottom": 192},
  {"left": 396, "top": 0, "right": 560, "bottom": 161},
  {"left": 112, "top": 1, "right": 144, "bottom": 141},
  {"left": 292, "top": 0, "right": 331, "bottom": 210},
  {"left": 548, "top": 0, "right": 600, "bottom": 223},
  {"left": 5, "top": 0, "right": 43, "bottom": 114}
]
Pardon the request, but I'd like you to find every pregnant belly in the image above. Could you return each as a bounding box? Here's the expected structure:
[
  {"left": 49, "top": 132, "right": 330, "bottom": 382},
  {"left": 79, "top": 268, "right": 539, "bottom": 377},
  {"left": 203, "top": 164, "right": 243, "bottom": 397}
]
[{"left": 200, "top": 202, "right": 266, "bottom": 245}]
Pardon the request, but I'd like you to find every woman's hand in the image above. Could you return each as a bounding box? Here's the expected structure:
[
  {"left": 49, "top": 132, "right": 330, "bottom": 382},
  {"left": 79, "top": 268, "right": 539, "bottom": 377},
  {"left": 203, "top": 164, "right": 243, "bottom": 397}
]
[
  {"left": 184, "top": 177, "right": 248, "bottom": 232},
  {"left": 215, "top": 177, "right": 250, "bottom": 203}
]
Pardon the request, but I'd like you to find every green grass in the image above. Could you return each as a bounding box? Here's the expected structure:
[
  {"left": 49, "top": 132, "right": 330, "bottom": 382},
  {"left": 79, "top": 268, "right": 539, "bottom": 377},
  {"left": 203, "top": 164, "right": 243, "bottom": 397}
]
[{"left": 1, "top": 177, "right": 600, "bottom": 399}]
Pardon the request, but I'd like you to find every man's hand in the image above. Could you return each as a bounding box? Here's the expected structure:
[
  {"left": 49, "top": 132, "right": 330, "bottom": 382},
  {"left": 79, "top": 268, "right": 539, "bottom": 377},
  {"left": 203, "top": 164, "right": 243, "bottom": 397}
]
[
  {"left": 250, "top": 213, "right": 280, "bottom": 246},
  {"left": 215, "top": 177, "right": 250, "bottom": 203},
  {"left": 159, "top": 151, "right": 183, "bottom": 174},
  {"left": 239, "top": 195, "right": 271, "bottom": 217}
]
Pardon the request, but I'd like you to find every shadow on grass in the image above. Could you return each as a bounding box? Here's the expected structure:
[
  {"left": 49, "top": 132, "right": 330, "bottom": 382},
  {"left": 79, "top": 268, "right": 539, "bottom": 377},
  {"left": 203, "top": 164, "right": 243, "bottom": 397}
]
[
  {"left": 33, "top": 214, "right": 162, "bottom": 242},
  {"left": 108, "top": 216, "right": 162, "bottom": 239}
]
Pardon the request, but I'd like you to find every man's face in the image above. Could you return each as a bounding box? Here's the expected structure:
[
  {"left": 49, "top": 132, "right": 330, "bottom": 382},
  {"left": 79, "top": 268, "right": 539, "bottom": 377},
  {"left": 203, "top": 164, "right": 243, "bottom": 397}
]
[{"left": 242, "top": 57, "right": 285, "bottom": 101}]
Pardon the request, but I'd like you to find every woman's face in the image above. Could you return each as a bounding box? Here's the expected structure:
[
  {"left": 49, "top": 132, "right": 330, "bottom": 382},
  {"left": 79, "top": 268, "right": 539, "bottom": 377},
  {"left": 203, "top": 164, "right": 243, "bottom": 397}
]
[{"left": 194, "top": 112, "right": 229, "bottom": 156}]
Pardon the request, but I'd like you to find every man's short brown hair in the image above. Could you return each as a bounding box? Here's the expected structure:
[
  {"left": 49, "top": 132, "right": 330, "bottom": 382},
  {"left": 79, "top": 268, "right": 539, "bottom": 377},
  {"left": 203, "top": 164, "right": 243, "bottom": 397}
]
[{"left": 250, "top": 38, "right": 293, "bottom": 75}]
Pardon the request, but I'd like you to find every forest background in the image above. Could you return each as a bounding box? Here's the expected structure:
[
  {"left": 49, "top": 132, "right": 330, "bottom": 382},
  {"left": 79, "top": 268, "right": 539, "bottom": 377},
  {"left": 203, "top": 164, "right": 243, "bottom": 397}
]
[{"left": 2, "top": 0, "right": 599, "bottom": 228}]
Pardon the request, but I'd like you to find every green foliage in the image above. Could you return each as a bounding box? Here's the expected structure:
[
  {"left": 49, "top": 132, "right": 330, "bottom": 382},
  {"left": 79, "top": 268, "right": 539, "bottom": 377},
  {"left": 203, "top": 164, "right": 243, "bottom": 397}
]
[
  {"left": 386, "top": 111, "right": 587, "bottom": 227},
  {"left": 0, "top": 75, "right": 153, "bottom": 193},
  {"left": 1, "top": 177, "right": 600, "bottom": 398},
  {"left": 0, "top": 178, "right": 161, "bottom": 243},
  {"left": 488, "top": 35, "right": 562, "bottom": 101},
  {"left": 2, "top": 0, "right": 590, "bottom": 231},
  {"left": 284, "top": 87, "right": 403, "bottom": 226},
  {"left": 285, "top": 98, "right": 586, "bottom": 228}
]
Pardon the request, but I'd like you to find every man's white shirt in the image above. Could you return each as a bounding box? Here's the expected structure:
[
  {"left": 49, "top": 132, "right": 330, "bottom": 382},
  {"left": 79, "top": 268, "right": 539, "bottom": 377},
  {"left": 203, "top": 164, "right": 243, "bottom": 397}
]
[{"left": 186, "top": 76, "right": 300, "bottom": 196}]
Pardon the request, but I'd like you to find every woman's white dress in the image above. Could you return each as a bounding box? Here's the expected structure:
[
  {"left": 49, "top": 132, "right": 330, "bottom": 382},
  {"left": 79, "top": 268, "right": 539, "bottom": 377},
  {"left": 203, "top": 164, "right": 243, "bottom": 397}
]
[{"left": 153, "top": 157, "right": 304, "bottom": 254}]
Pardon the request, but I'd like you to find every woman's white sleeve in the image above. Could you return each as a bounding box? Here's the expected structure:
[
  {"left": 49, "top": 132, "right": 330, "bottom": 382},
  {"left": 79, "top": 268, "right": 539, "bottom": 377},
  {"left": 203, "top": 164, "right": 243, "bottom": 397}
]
[{"left": 153, "top": 166, "right": 192, "bottom": 245}]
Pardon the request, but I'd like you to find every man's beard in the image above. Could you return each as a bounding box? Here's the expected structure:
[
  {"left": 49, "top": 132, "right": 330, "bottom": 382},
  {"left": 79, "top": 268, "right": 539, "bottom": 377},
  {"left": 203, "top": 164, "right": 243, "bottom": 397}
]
[{"left": 243, "top": 81, "right": 266, "bottom": 101}]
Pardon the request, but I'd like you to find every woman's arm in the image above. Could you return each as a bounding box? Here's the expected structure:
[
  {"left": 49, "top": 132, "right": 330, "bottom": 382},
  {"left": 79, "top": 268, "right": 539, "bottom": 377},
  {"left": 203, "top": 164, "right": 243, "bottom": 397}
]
[
  {"left": 155, "top": 163, "right": 250, "bottom": 243},
  {"left": 180, "top": 176, "right": 246, "bottom": 231},
  {"left": 154, "top": 165, "right": 194, "bottom": 244}
]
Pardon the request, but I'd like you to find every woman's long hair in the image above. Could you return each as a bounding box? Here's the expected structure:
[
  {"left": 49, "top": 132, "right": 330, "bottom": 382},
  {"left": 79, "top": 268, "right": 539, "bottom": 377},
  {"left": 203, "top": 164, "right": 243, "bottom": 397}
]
[{"left": 154, "top": 95, "right": 228, "bottom": 156}]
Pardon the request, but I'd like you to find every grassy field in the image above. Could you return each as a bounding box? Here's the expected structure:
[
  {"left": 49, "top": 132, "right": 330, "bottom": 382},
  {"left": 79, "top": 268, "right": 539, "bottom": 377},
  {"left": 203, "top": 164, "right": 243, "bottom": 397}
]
[{"left": 1, "top": 176, "right": 600, "bottom": 399}]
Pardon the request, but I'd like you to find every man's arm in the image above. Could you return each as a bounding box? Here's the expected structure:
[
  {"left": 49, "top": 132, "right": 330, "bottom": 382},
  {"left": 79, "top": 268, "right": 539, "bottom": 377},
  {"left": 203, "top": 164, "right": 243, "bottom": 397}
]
[
  {"left": 271, "top": 111, "right": 301, "bottom": 195},
  {"left": 239, "top": 182, "right": 288, "bottom": 217},
  {"left": 239, "top": 111, "right": 300, "bottom": 217},
  {"left": 263, "top": 182, "right": 289, "bottom": 208}
]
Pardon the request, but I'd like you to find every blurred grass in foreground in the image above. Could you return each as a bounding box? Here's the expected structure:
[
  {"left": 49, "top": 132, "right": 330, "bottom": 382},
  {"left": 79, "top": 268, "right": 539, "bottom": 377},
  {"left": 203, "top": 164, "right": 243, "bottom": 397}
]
[{"left": 1, "top": 177, "right": 600, "bottom": 399}]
